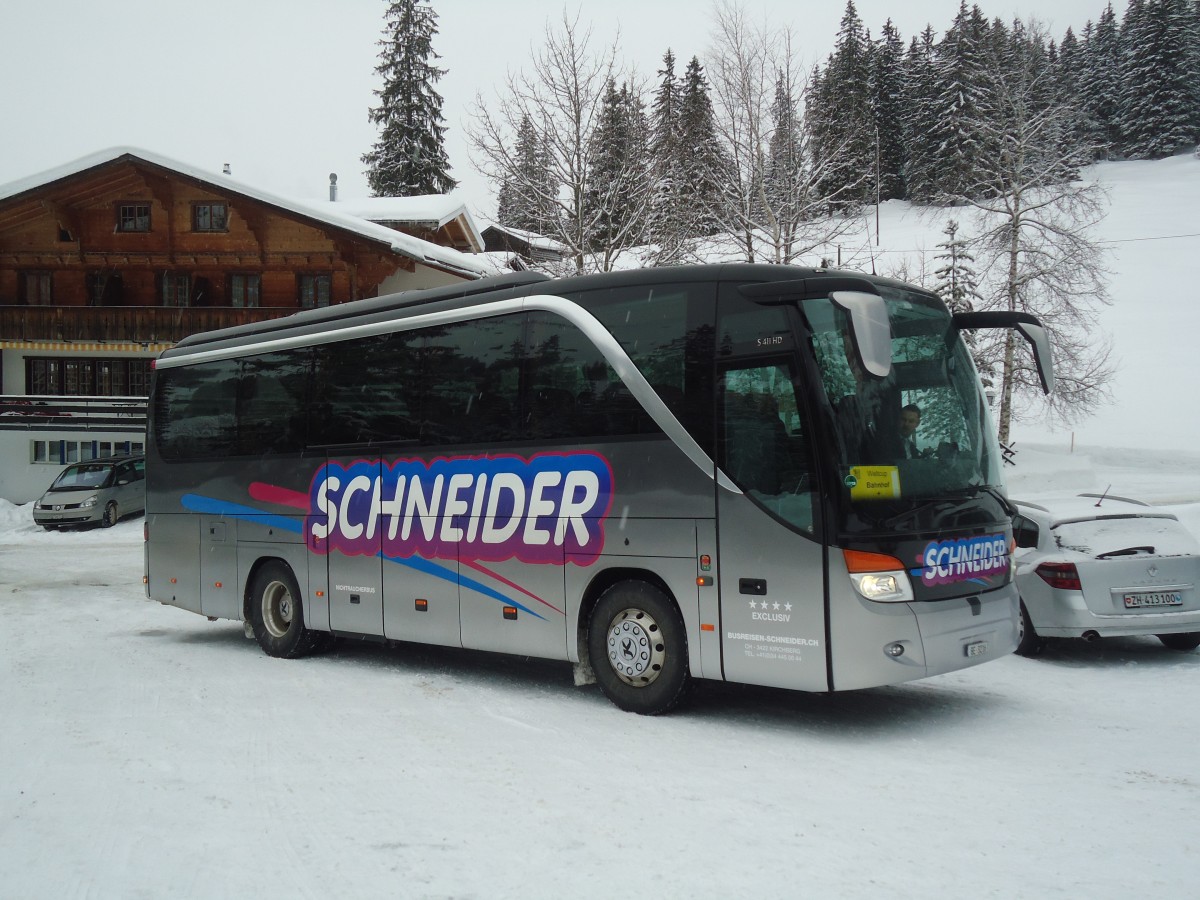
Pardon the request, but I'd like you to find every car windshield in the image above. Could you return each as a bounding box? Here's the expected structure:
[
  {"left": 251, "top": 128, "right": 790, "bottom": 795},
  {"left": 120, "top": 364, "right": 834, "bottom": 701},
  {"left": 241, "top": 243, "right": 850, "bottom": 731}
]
[
  {"left": 49, "top": 463, "right": 115, "bottom": 491},
  {"left": 803, "top": 287, "right": 1004, "bottom": 527}
]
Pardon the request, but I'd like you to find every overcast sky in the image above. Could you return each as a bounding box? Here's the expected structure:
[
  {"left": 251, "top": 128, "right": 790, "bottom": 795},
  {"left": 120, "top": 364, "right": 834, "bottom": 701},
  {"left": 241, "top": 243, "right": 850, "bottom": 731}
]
[{"left": 1, "top": 0, "right": 1108, "bottom": 219}]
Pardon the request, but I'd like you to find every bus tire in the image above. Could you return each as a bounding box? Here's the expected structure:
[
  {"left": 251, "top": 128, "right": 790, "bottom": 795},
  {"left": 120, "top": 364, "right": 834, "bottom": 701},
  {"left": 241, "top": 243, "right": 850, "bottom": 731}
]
[
  {"left": 1015, "top": 600, "right": 1044, "bottom": 657},
  {"left": 588, "top": 580, "right": 690, "bottom": 715},
  {"left": 248, "top": 561, "right": 323, "bottom": 659}
]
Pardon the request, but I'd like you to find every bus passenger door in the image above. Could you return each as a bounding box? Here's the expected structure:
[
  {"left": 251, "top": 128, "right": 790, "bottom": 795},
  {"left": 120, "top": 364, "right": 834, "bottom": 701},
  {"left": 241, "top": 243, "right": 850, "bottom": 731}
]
[
  {"left": 323, "top": 455, "right": 384, "bottom": 637},
  {"left": 716, "top": 357, "right": 829, "bottom": 692}
]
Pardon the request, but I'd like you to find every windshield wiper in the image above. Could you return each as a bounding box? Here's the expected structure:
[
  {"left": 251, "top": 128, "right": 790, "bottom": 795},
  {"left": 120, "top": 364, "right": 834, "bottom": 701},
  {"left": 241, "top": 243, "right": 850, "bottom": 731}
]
[{"left": 1097, "top": 546, "right": 1156, "bottom": 558}]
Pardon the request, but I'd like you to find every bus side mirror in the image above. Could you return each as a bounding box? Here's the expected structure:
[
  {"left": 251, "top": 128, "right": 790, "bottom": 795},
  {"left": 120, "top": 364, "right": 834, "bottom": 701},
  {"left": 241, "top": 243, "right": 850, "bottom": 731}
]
[
  {"left": 1015, "top": 321, "right": 1055, "bottom": 395},
  {"left": 952, "top": 311, "right": 1055, "bottom": 395},
  {"left": 831, "top": 291, "right": 892, "bottom": 378}
]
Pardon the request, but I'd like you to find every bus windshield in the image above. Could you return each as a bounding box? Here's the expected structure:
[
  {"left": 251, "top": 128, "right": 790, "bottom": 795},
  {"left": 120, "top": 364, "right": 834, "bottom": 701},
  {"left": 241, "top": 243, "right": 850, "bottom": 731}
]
[{"left": 804, "top": 287, "right": 1002, "bottom": 514}]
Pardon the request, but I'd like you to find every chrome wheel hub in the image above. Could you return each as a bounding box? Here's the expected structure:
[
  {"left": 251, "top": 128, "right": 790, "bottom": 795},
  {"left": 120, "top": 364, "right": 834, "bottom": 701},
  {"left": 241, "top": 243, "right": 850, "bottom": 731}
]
[
  {"left": 262, "top": 580, "right": 294, "bottom": 638},
  {"left": 605, "top": 608, "right": 665, "bottom": 686}
]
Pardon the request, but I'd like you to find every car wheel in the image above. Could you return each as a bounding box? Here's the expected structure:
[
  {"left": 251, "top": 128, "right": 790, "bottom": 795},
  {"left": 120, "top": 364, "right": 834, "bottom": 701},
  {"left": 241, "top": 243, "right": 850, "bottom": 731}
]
[
  {"left": 101, "top": 501, "right": 118, "bottom": 528},
  {"left": 249, "top": 561, "right": 325, "bottom": 659},
  {"left": 1157, "top": 633, "right": 1200, "bottom": 651},
  {"left": 1015, "top": 600, "right": 1044, "bottom": 657},
  {"left": 587, "top": 580, "right": 690, "bottom": 715}
]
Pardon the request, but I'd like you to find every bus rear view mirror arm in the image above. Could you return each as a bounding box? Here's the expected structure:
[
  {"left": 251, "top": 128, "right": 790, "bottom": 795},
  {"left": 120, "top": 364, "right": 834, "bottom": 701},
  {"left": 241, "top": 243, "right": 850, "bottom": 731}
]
[{"left": 952, "top": 311, "right": 1056, "bottom": 395}]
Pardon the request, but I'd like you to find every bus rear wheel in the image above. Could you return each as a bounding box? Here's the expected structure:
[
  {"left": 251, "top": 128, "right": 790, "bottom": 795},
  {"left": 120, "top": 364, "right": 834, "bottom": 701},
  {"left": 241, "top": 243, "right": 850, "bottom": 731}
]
[
  {"left": 249, "top": 561, "right": 323, "bottom": 659},
  {"left": 588, "top": 581, "right": 690, "bottom": 715}
]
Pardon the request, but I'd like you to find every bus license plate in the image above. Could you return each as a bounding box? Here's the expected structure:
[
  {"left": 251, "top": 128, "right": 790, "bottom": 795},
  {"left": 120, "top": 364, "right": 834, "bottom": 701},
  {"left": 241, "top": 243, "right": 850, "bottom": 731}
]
[
  {"left": 1123, "top": 591, "right": 1183, "bottom": 609},
  {"left": 965, "top": 641, "right": 988, "bottom": 658}
]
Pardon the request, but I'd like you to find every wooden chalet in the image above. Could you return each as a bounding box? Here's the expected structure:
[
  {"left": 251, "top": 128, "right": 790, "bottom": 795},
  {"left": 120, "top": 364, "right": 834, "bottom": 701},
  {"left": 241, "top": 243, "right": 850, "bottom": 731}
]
[
  {"left": 0, "top": 147, "right": 492, "bottom": 397},
  {"left": 481, "top": 223, "right": 565, "bottom": 269},
  {"left": 0, "top": 147, "right": 494, "bottom": 503}
]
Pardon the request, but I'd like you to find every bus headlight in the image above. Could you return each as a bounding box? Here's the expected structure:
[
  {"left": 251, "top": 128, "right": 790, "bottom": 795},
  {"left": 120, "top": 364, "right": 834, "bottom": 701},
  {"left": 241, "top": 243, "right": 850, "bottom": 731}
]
[{"left": 844, "top": 549, "right": 915, "bottom": 603}]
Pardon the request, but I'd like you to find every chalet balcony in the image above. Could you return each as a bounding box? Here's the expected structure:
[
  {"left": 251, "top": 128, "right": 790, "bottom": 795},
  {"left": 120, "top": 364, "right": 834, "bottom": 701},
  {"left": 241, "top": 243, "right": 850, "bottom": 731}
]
[{"left": 0, "top": 305, "right": 296, "bottom": 345}]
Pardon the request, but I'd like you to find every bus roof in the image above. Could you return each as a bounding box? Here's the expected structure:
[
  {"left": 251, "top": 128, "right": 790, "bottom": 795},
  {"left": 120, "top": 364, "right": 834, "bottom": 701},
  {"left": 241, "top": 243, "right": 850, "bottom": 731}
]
[{"left": 158, "top": 263, "right": 917, "bottom": 364}]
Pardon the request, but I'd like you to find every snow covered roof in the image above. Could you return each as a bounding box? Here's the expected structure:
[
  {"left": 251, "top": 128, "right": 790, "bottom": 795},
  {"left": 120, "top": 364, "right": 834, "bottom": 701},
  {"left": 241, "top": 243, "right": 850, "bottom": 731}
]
[
  {"left": 309, "top": 194, "right": 471, "bottom": 228},
  {"left": 480, "top": 221, "right": 567, "bottom": 253},
  {"left": 0, "top": 146, "right": 492, "bottom": 279}
]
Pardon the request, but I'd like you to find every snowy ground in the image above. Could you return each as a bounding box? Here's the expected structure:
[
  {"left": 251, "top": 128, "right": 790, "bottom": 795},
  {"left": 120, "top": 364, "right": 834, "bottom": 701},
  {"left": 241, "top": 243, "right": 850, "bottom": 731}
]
[{"left": 2, "top": 446, "right": 1199, "bottom": 898}]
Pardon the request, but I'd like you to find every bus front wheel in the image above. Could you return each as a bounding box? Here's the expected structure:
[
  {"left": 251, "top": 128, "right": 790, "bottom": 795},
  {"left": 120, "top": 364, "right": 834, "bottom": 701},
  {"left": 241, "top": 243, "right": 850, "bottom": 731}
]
[
  {"left": 249, "top": 561, "right": 323, "bottom": 659},
  {"left": 588, "top": 581, "right": 690, "bottom": 715}
]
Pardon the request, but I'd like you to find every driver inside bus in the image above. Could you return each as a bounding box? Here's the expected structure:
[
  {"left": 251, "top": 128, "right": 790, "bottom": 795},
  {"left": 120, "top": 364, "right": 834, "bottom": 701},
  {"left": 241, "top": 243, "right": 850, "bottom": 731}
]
[{"left": 897, "top": 403, "right": 927, "bottom": 459}]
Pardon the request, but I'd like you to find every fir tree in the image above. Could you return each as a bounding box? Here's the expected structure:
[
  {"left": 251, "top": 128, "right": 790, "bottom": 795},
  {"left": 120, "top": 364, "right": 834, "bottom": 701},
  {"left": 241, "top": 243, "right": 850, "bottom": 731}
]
[
  {"left": 813, "top": 2, "right": 875, "bottom": 203},
  {"left": 1054, "top": 27, "right": 1092, "bottom": 165},
  {"left": 648, "top": 50, "right": 689, "bottom": 262},
  {"left": 496, "top": 115, "right": 556, "bottom": 234},
  {"left": 362, "top": 0, "right": 456, "bottom": 196},
  {"left": 678, "top": 56, "right": 728, "bottom": 237},
  {"left": 902, "top": 27, "right": 942, "bottom": 203},
  {"left": 933, "top": 219, "right": 982, "bottom": 316},
  {"left": 1118, "top": 0, "right": 1197, "bottom": 157},
  {"left": 871, "top": 20, "right": 909, "bottom": 201},
  {"left": 1080, "top": 4, "right": 1124, "bottom": 157},
  {"left": 765, "top": 75, "right": 805, "bottom": 257},
  {"left": 1190, "top": 0, "right": 1200, "bottom": 144},
  {"left": 586, "top": 80, "right": 651, "bottom": 265},
  {"left": 929, "top": 2, "right": 993, "bottom": 201}
]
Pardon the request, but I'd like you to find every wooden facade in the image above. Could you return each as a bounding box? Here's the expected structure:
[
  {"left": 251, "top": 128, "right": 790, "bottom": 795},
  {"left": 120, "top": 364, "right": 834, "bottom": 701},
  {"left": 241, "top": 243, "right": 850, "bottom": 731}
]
[
  {"left": 0, "top": 154, "right": 420, "bottom": 314},
  {"left": 0, "top": 149, "right": 488, "bottom": 397}
]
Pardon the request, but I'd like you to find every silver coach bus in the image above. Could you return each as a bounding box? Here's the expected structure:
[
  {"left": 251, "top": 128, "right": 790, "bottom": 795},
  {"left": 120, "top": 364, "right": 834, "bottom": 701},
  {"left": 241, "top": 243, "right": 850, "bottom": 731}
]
[{"left": 145, "top": 265, "right": 1053, "bottom": 714}]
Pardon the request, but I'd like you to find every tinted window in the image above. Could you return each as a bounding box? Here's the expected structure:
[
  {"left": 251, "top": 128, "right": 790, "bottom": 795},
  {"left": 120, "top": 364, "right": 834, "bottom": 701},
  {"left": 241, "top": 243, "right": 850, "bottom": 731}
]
[
  {"left": 525, "top": 311, "right": 646, "bottom": 440},
  {"left": 154, "top": 359, "right": 238, "bottom": 459},
  {"left": 311, "top": 331, "right": 420, "bottom": 446},
  {"left": 423, "top": 315, "right": 524, "bottom": 445},
  {"left": 239, "top": 349, "right": 311, "bottom": 454},
  {"left": 572, "top": 282, "right": 715, "bottom": 447}
]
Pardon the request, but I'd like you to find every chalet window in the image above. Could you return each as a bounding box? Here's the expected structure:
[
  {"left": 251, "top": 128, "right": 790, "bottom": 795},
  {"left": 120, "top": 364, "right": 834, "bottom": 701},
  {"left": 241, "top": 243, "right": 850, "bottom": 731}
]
[
  {"left": 28, "top": 359, "right": 61, "bottom": 393},
  {"left": 64, "top": 360, "right": 96, "bottom": 395},
  {"left": 298, "top": 273, "right": 332, "bottom": 309},
  {"left": 192, "top": 202, "right": 228, "bottom": 232},
  {"left": 161, "top": 272, "right": 191, "bottom": 307},
  {"left": 20, "top": 271, "right": 52, "bottom": 305},
  {"left": 230, "top": 274, "right": 261, "bottom": 308},
  {"left": 27, "top": 357, "right": 152, "bottom": 397},
  {"left": 116, "top": 203, "right": 151, "bottom": 233},
  {"left": 87, "top": 272, "right": 123, "bottom": 306},
  {"left": 128, "top": 360, "right": 151, "bottom": 396}
]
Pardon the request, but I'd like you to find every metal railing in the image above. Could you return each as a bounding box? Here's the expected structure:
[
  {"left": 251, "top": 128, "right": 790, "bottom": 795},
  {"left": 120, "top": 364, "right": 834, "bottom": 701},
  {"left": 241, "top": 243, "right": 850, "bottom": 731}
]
[
  {"left": 0, "top": 395, "right": 147, "bottom": 433},
  {"left": 0, "top": 305, "right": 293, "bottom": 344}
]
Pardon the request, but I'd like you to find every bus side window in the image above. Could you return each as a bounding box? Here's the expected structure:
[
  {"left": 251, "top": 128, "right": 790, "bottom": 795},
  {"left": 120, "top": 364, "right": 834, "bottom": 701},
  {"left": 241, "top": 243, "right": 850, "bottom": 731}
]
[
  {"left": 423, "top": 315, "right": 523, "bottom": 446},
  {"left": 525, "top": 311, "right": 656, "bottom": 441}
]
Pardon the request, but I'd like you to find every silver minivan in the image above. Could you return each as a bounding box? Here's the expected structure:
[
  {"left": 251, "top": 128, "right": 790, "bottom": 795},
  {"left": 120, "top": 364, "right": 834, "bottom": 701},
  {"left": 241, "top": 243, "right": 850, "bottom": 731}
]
[{"left": 33, "top": 455, "right": 146, "bottom": 530}]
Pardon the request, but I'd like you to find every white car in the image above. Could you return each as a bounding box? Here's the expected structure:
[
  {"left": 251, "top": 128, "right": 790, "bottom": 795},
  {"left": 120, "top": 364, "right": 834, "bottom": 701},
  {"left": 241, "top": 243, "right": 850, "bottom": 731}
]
[{"left": 1012, "top": 493, "right": 1200, "bottom": 655}]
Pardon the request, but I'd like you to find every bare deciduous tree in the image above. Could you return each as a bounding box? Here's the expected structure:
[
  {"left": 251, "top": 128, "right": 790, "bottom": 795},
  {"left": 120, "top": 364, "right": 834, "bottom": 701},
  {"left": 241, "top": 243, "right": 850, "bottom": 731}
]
[
  {"left": 705, "top": 1, "right": 866, "bottom": 264},
  {"left": 466, "top": 12, "right": 650, "bottom": 274},
  {"left": 956, "top": 22, "right": 1115, "bottom": 441}
]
